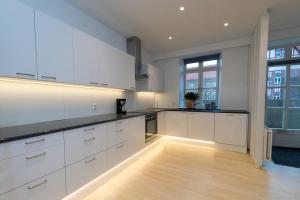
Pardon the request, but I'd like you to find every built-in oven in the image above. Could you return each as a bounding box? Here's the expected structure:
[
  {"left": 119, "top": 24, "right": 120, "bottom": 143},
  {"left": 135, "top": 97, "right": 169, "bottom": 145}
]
[{"left": 145, "top": 112, "right": 157, "bottom": 142}]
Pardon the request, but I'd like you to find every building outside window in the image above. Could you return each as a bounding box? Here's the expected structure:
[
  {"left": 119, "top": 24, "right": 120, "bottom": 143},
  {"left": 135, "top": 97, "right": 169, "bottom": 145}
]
[
  {"left": 265, "top": 43, "right": 300, "bottom": 130},
  {"left": 183, "top": 54, "right": 221, "bottom": 108}
]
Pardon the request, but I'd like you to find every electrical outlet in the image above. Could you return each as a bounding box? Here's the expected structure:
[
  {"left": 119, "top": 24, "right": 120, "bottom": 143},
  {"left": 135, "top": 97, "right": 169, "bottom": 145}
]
[{"left": 92, "top": 103, "right": 97, "bottom": 111}]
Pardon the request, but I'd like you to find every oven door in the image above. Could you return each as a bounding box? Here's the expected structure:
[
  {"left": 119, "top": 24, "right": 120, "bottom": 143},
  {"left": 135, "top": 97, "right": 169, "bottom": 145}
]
[{"left": 145, "top": 117, "right": 157, "bottom": 142}]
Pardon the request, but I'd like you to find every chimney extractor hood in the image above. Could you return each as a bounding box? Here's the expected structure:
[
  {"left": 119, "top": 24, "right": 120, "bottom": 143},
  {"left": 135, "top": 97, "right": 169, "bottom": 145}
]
[{"left": 127, "top": 36, "right": 149, "bottom": 79}]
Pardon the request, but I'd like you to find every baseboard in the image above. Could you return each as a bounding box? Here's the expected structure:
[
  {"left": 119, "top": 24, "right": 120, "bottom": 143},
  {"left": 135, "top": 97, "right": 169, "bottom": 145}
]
[
  {"left": 165, "top": 136, "right": 247, "bottom": 154},
  {"left": 63, "top": 138, "right": 163, "bottom": 200}
]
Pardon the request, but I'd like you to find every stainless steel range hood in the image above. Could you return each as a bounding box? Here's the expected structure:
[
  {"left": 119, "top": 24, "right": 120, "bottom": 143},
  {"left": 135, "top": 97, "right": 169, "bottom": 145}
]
[{"left": 127, "top": 36, "right": 149, "bottom": 79}]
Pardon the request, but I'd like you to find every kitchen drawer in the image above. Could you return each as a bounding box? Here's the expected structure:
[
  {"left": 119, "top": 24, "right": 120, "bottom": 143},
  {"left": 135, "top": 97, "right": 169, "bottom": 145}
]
[
  {"left": 64, "top": 124, "right": 107, "bottom": 165},
  {"left": 0, "top": 144, "right": 64, "bottom": 195},
  {"left": 66, "top": 151, "right": 107, "bottom": 194},
  {"left": 0, "top": 168, "right": 65, "bottom": 200},
  {"left": 107, "top": 141, "right": 129, "bottom": 169},
  {"left": 106, "top": 120, "right": 128, "bottom": 147},
  {"left": 0, "top": 132, "right": 63, "bottom": 161}
]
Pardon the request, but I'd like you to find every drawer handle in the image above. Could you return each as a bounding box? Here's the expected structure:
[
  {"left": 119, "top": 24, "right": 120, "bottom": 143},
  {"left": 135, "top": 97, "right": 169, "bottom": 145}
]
[
  {"left": 25, "top": 138, "right": 45, "bottom": 145},
  {"left": 84, "top": 137, "right": 95, "bottom": 142},
  {"left": 16, "top": 72, "right": 35, "bottom": 77},
  {"left": 100, "top": 83, "right": 109, "bottom": 86},
  {"left": 116, "top": 144, "right": 124, "bottom": 149},
  {"left": 41, "top": 75, "right": 56, "bottom": 80},
  {"left": 84, "top": 127, "right": 95, "bottom": 132},
  {"left": 85, "top": 157, "right": 96, "bottom": 164},
  {"left": 27, "top": 179, "right": 47, "bottom": 190},
  {"left": 116, "top": 129, "right": 123, "bottom": 133},
  {"left": 26, "top": 152, "right": 46, "bottom": 160},
  {"left": 89, "top": 82, "right": 98, "bottom": 85},
  {"left": 115, "top": 121, "right": 122, "bottom": 124},
  {"left": 130, "top": 86, "right": 136, "bottom": 89}
]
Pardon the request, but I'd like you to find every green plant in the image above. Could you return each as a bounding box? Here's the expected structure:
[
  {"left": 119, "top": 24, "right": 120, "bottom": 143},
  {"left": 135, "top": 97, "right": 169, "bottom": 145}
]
[{"left": 184, "top": 92, "right": 199, "bottom": 101}]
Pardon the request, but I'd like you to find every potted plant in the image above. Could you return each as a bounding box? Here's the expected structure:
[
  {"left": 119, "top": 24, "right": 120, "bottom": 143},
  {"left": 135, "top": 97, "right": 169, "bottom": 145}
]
[{"left": 184, "top": 92, "right": 199, "bottom": 109}]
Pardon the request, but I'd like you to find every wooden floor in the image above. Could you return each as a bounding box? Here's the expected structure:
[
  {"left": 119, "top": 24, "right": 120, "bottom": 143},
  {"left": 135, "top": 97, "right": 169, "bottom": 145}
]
[{"left": 84, "top": 141, "right": 300, "bottom": 200}]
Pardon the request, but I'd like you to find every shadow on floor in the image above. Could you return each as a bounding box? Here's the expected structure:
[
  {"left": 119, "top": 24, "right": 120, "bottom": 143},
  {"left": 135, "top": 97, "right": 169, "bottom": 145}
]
[{"left": 272, "top": 146, "right": 300, "bottom": 168}]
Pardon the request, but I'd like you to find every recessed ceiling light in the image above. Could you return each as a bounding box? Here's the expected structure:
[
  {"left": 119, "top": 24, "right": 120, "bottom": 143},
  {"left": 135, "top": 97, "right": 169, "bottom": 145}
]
[
  {"left": 224, "top": 22, "right": 229, "bottom": 27},
  {"left": 180, "top": 6, "right": 185, "bottom": 11},
  {"left": 169, "top": 36, "right": 173, "bottom": 40}
]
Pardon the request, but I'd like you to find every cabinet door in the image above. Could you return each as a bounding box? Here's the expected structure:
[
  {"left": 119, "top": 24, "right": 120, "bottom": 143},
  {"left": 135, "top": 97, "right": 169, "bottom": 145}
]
[
  {"left": 35, "top": 11, "right": 74, "bottom": 83},
  {"left": 165, "top": 112, "right": 187, "bottom": 138},
  {"left": 126, "top": 116, "right": 145, "bottom": 156},
  {"left": 0, "top": 0, "right": 36, "bottom": 79},
  {"left": 107, "top": 141, "right": 128, "bottom": 168},
  {"left": 73, "top": 29, "right": 99, "bottom": 86},
  {"left": 66, "top": 151, "right": 107, "bottom": 194},
  {"left": 187, "top": 112, "right": 214, "bottom": 141},
  {"left": 157, "top": 112, "right": 165, "bottom": 135},
  {"left": 0, "top": 169, "right": 66, "bottom": 200},
  {"left": 215, "top": 113, "right": 247, "bottom": 146},
  {"left": 121, "top": 53, "right": 135, "bottom": 90}
]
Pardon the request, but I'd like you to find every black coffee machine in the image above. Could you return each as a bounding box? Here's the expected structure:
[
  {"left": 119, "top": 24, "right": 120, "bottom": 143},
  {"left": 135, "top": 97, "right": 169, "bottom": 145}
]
[{"left": 116, "top": 99, "right": 127, "bottom": 114}]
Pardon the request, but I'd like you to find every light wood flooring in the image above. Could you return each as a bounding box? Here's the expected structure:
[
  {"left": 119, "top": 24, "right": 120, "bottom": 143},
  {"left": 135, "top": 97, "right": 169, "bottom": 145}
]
[{"left": 85, "top": 141, "right": 300, "bottom": 200}]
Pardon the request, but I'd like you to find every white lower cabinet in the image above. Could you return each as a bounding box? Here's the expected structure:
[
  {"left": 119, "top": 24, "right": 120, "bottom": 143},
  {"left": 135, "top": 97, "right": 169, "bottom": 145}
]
[
  {"left": 107, "top": 141, "right": 129, "bottom": 169},
  {"left": 157, "top": 112, "right": 165, "bottom": 135},
  {"left": 126, "top": 116, "right": 145, "bottom": 156},
  {"left": 165, "top": 112, "right": 187, "bottom": 137},
  {"left": 66, "top": 151, "right": 107, "bottom": 194},
  {"left": 187, "top": 112, "right": 214, "bottom": 141},
  {"left": 0, "top": 169, "right": 66, "bottom": 200},
  {"left": 0, "top": 144, "right": 64, "bottom": 195},
  {"left": 106, "top": 120, "right": 128, "bottom": 148},
  {"left": 215, "top": 113, "right": 248, "bottom": 146},
  {"left": 64, "top": 124, "right": 107, "bottom": 165}
]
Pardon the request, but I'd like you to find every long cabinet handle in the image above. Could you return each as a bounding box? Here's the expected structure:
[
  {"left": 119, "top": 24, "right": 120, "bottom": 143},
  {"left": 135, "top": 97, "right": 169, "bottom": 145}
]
[
  {"left": 84, "top": 127, "right": 95, "bottom": 132},
  {"left": 115, "top": 129, "right": 123, "bottom": 133},
  {"left": 84, "top": 137, "right": 95, "bottom": 142},
  {"left": 116, "top": 144, "right": 124, "bottom": 149},
  {"left": 27, "top": 179, "right": 47, "bottom": 190},
  {"left": 100, "top": 83, "right": 109, "bottom": 86},
  {"left": 25, "top": 138, "right": 45, "bottom": 145},
  {"left": 85, "top": 157, "right": 96, "bottom": 164},
  {"left": 41, "top": 75, "right": 56, "bottom": 80},
  {"left": 16, "top": 72, "right": 35, "bottom": 77},
  {"left": 89, "top": 82, "right": 98, "bottom": 85},
  {"left": 26, "top": 152, "right": 46, "bottom": 160}
]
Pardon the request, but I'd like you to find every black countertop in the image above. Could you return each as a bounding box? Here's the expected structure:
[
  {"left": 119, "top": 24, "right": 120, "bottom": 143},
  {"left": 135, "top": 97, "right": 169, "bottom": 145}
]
[
  {"left": 0, "top": 108, "right": 249, "bottom": 144},
  {"left": 0, "top": 113, "right": 145, "bottom": 144}
]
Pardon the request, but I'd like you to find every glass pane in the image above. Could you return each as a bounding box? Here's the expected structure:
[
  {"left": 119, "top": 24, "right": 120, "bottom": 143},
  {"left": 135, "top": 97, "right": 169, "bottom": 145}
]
[
  {"left": 186, "top": 73, "right": 198, "bottom": 90},
  {"left": 267, "top": 48, "right": 285, "bottom": 60},
  {"left": 287, "top": 109, "right": 300, "bottom": 129},
  {"left": 267, "top": 66, "right": 286, "bottom": 86},
  {"left": 186, "top": 62, "right": 199, "bottom": 69},
  {"left": 288, "top": 87, "right": 300, "bottom": 108},
  {"left": 266, "top": 87, "right": 285, "bottom": 107},
  {"left": 202, "top": 88, "right": 216, "bottom": 101},
  {"left": 292, "top": 46, "right": 300, "bottom": 58},
  {"left": 203, "top": 71, "right": 217, "bottom": 88},
  {"left": 203, "top": 60, "right": 217, "bottom": 67},
  {"left": 265, "top": 109, "right": 284, "bottom": 129},
  {"left": 290, "top": 65, "right": 300, "bottom": 86}
]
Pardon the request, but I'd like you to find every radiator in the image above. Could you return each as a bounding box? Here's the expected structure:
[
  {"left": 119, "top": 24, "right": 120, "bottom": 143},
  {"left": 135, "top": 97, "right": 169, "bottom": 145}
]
[{"left": 263, "top": 127, "right": 273, "bottom": 160}]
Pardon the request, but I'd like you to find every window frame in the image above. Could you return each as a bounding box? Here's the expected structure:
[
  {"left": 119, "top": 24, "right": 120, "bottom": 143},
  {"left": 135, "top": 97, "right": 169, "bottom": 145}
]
[{"left": 183, "top": 55, "right": 221, "bottom": 108}]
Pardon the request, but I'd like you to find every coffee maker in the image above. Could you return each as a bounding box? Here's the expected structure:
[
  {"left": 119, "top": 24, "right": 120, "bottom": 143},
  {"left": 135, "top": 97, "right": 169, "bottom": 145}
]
[{"left": 116, "top": 99, "right": 127, "bottom": 114}]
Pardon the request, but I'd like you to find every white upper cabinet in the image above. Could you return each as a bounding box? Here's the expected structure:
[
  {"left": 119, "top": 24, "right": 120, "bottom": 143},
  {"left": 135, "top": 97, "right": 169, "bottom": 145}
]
[
  {"left": 73, "top": 29, "right": 99, "bottom": 86},
  {"left": 0, "top": 0, "right": 36, "bottom": 79},
  {"left": 99, "top": 41, "right": 135, "bottom": 90},
  {"left": 35, "top": 11, "right": 74, "bottom": 83}
]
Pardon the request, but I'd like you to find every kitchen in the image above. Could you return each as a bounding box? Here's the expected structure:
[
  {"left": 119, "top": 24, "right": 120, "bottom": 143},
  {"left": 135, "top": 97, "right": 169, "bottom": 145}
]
[{"left": 0, "top": 0, "right": 300, "bottom": 200}]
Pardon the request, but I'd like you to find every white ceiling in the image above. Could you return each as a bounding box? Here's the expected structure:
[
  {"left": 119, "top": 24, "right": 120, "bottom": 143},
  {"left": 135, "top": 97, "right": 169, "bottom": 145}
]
[{"left": 67, "top": 0, "right": 300, "bottom": 55}]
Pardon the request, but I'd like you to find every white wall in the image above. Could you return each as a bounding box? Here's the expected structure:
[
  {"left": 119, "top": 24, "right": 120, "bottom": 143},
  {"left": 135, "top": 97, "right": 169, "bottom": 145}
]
[
  {"left": 154, "top": 46, "right": 250, "bottom": 110},
  {"left": 220, "top": 46, "right": 250, "bottom": 110},
  {"left": 154, "top": 58, "right": 181, "bottom": 108}
]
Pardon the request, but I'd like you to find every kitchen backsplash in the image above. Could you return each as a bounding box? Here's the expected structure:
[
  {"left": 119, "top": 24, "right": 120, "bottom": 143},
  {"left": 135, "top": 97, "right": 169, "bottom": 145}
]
[{"left": 0, "top": 80, "right": 155, "bottom": 127}]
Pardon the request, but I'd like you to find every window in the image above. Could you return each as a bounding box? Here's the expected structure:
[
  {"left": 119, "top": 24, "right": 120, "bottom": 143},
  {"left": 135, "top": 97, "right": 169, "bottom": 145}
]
[
  {"left": 267, "top": 48, "right": 285, "bottom": 60},
  {"left": 265, "top": 44, "right": 300, "bottom": 130},
  {"left": 183, "top": 54, "right": 220, "bottom": 108}
]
